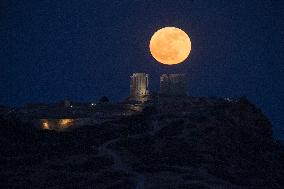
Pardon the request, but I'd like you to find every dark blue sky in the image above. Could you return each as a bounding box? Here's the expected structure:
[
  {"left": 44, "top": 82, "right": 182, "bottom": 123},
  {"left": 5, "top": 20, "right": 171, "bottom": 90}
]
[{"left": 0, "top": 0, "right": 283, "bottom": 141}]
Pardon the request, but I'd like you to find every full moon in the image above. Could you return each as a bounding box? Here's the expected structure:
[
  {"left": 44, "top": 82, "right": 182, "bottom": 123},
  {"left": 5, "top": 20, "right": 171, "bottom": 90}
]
[{"left": 149, "top": 27, "right": 191, "bottom": 65}]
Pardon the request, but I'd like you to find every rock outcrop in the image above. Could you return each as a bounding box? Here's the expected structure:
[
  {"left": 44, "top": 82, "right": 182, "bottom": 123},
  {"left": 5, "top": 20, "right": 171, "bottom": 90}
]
[{"left": 0, "top": 98, "right": 283, "bottom": 188}]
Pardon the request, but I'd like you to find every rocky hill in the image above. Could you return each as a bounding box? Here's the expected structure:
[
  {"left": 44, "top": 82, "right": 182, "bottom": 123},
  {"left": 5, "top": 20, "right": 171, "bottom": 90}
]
[{"left": 0, "top": 98, "right": 283, "bottom": 188}]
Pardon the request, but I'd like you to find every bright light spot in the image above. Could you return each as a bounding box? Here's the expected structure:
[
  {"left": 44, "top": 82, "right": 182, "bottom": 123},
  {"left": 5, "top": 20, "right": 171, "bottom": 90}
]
[
  {"left": 59, "top": 119, "right": 73, "bottom": 129},
  {"left": 42, "top": 120, "right": 50, "bottom": 130},
  {"left": 60, "top": 119, "right": 72, "bottom": 125}
]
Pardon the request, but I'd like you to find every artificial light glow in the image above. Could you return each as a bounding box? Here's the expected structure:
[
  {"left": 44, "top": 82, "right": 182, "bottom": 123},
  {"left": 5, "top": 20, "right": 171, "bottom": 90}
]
[
  {"left": 42, "top": 120, "right": 50, "bottom": 130},
  {"left": 149, "top": 27, "right": 191, "bottom": 65},
  {"left": 59, "top": 119, "right": 73, "bottom": 126}
]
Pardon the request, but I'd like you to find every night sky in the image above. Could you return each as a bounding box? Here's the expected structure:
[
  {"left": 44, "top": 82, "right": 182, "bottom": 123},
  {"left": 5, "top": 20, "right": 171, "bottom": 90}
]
[{"left": 0, "top": 0, "right": 283, "bottom": 141}]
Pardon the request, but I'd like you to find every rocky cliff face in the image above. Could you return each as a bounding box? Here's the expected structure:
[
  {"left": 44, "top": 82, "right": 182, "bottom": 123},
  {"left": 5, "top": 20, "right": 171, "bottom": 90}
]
[{"left": 0, "top": 98, "right": 283, "bottom": 189}]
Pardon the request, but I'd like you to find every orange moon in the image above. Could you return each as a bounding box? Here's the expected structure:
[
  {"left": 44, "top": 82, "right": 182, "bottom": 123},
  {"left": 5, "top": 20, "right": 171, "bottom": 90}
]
[{"left": 149, "top": 27, "right": 191, "bottom": 65}]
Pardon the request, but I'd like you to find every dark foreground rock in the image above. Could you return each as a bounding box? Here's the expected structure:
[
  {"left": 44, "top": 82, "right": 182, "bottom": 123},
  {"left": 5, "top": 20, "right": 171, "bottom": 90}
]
[{"left": 0, "top": 99, "right": 283, "bottom": 189}]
